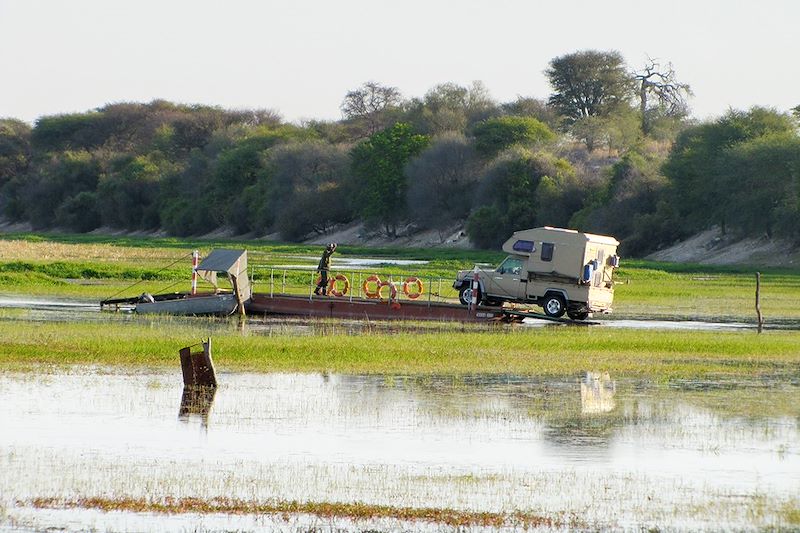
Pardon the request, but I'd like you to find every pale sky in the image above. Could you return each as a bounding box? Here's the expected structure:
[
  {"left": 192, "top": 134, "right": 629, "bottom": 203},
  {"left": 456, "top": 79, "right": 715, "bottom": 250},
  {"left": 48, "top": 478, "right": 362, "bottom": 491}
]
[{"left": 1, "top": 0, "right": 798, "bottom": 125}]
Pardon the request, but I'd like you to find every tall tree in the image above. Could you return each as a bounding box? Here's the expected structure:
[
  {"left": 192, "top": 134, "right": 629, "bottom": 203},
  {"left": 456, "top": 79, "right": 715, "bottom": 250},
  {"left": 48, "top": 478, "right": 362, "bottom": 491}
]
[
  {"left": 350, "top": 123, "right": 429, "bottom": 237},
  {"left": 662, "top": 107, "right": 797, "bottom": 235},
  {"left": 405, "top": 81, "right": 497, "bottom": 134},
  {"left": 471, "top": 116, "right": 555, "bottom": 157},
  {"left": 340, "top": 81, "right": 404, "bottom": 137},
  {"left": 265, "top": 141, "right": 353, "bottom": 240},
  {"left": 572, "top": 150, "right": 669, "bottom": 254},
  {"left": 0, "top": 119, "right": 32, "bottom": 188},
  {"left": 546, "top": 50, "right": 634, "bottom": 122},
  {"left": 500, "top": 97, "right": 560, "bottom": 129},
  {"left": 718, "top": 132, "right": 800, "bottom": 238},
  {"left": 22, "top": 150, "right": 102, "bottom": 228},
  {"left": 466, "top": 147, "right": 576, "bottom": 248},
  {"left": 634, "top": 57, "right": 692, "bottom": 135},
  {"left": 405, "top": 133, "right": 479, "bottom": 239}
]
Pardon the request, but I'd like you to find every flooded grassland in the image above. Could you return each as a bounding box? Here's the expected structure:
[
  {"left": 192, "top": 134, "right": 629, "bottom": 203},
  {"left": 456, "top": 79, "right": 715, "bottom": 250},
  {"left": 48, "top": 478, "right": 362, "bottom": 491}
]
[
  {"left": 2, "top": 236, "right": 800, "bottom": 530},
  {"left": 0, "top": 308, "right": 799, "bottom": 531},
  {"left": 1, "top": 370, "right": 798, "bottom": 531}
]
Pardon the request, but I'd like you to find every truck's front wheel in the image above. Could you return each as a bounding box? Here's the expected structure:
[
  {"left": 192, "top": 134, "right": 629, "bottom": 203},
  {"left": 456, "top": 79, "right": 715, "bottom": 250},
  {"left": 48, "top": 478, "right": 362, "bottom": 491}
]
[
  {"left": 542, "top": 294, "right": 566, "bottom": 318},
  {"left": 458, "top": 286, "right": 474, "bottom": 305}
]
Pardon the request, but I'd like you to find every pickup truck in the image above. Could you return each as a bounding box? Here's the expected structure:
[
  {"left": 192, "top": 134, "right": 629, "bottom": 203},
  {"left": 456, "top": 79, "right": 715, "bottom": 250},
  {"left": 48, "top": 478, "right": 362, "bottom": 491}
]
[{"left": 453, "top": 227, "right": 620, "bottom": 320}]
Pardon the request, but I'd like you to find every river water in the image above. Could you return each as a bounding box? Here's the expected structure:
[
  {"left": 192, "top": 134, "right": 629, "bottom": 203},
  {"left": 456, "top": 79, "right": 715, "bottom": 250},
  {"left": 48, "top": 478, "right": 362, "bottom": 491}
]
[{"left": 0, "top": 294, "right": 786, "bottom": 332}]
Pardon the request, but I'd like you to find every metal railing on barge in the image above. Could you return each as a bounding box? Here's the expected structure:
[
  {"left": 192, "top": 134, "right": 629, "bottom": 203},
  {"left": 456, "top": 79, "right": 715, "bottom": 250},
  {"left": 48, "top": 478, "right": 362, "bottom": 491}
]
[
  {"left": 247, "top": 264, "right": 462, "bottom": 306},
  {"left": 244, "top": 264, "right": 503, "bottom": 322}
]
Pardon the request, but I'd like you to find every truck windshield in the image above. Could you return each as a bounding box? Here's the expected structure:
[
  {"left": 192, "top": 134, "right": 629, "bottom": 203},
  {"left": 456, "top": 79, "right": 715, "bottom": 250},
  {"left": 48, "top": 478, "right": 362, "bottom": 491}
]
[{"left": 496, "top": 256, "right": 524, "bottom": 275}]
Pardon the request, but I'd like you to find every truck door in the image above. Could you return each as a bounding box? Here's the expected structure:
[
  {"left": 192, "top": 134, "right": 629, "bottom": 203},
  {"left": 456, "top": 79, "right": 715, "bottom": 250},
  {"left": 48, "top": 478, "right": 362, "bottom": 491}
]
[{"left": 484, "top": 255, "right": 526, "bottom": 300}]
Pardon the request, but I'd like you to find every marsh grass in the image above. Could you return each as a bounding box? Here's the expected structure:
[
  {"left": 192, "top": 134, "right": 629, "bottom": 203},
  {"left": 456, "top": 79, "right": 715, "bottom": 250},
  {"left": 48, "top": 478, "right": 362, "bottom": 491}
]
[
  {"left": 2, "top": 320, "right": 798, "bottom": 380},
  {"left": 784, "top": 501, "right": 800, "bottom": 525},
  {"left": 28, "top": 497, "right": 562, "bottom": 529}
]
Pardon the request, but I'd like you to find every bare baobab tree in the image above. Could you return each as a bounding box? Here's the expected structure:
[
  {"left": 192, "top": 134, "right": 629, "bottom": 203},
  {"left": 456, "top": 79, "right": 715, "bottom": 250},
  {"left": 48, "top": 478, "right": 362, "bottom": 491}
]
[
  {"left": 340, "top": 81, "right": 403, "bottom": 137},
  {"left": 634, "top": 57, "right": 692, "bottom": 134}
]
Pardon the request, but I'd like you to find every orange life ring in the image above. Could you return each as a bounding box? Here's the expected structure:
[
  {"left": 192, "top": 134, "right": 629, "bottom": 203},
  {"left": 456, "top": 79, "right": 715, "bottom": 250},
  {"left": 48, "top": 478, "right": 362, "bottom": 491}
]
[
  {"left": 362, "top": 275, "right": 382, "bottom": 299},
  {"left": 402, "top": 277, "right": 424, "bottom": 299},
  {"left": 327, "top": 274, "right": 350, "bottom": 297},
  {"left": 377, "top": 280, "right": 397, "bottom": 301}
]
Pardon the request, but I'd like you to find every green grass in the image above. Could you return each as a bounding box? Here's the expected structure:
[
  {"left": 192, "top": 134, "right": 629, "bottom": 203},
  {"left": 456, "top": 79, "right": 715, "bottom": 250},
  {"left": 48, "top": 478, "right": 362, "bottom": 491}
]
[
  {"left": 784, "top": 501, "right": 800, "bottom": 526},
  {"left": 2, "top": 320, "right": 798, "bottom": 380},
  {"left": 612, "top": 260, "right": 800, "bottom": 320}
]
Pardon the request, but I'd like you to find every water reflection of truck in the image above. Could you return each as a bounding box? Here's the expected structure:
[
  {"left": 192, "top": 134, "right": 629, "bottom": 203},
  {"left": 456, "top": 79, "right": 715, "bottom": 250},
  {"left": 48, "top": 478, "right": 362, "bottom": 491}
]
[{"left": 453, "top": 227, "right": 620, "bottom": 320}]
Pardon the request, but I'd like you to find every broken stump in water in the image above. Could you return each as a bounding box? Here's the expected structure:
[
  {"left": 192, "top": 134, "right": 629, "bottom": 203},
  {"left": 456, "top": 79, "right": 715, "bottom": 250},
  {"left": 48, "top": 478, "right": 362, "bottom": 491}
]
[{"left": 179, "top": 338, "right": 217, "bottom": 387}]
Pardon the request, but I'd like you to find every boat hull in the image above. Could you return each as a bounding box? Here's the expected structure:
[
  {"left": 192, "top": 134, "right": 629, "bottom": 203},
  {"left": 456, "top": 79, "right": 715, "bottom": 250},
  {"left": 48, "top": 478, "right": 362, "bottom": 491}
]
[{"left": 136, "top": 294, "right": 238, "bottom": 316}]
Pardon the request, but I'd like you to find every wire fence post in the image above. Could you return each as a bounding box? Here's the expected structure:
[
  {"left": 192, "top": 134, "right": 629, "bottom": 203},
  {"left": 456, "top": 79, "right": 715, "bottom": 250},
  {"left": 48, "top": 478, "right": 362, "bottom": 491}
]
[
  {"left": 427, "top": 276, "right": 432, "bottom": 307},
  {"left": 282, "top": 270, "right": 286, "bottom": 296},
  {"left": 756, "top": 272, "right": 764, "bottom": 334},
  {"left": 270, "top": 269, "right": 274, "bottom": 298}
]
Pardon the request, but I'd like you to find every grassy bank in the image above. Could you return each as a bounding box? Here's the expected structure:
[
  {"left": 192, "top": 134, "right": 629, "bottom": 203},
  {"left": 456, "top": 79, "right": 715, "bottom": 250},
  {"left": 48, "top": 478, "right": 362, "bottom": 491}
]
[{"left": 2, "top": 320, "right": 798, "bottom": 380}]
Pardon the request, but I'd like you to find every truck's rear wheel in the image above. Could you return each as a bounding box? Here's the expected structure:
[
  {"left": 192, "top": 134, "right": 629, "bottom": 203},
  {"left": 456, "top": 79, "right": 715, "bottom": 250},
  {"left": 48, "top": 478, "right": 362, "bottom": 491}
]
[
  {"left": 567, "top": 309, "right": 589, "bottom": 320},
  {"left": 542, "top": 294, "right": 566, "bottom": 318}
]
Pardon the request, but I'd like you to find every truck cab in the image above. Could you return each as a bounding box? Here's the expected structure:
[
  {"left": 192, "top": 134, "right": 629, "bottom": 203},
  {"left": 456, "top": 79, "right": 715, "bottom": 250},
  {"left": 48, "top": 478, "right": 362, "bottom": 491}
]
[{"left": 453, "top": 227, "right": 620, "bottom": 320}]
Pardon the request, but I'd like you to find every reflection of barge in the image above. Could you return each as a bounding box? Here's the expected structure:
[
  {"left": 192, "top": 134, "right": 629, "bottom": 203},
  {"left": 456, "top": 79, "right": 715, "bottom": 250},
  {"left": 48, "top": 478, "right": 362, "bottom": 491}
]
[{"left": 100, "top": 249, "right": 575, "bottom": 323}]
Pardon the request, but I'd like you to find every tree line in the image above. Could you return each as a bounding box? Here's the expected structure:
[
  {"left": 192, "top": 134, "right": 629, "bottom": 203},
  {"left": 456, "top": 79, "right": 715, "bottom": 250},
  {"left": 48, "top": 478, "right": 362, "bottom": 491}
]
[{"left": 1, "top": 49, "right": 798, "bottom": 256}]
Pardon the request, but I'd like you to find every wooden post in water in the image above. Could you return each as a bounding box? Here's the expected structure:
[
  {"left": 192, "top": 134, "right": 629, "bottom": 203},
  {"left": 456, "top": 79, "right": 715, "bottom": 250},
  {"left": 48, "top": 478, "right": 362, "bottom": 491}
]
[
  {"left": 179, "top": 338, "right": 218, "bottom": 387},
  {"left": 755, "top": 272, "right": 763, "bottom": 334}
]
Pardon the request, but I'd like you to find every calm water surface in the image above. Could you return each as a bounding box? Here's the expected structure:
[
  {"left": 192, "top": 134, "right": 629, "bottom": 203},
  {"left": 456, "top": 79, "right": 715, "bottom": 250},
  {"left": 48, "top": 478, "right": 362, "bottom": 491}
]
[
  {"left": 1, "top": 370, "right": 798, "bottom": 531},
  {"left": 0, "top": 294, "right": 786, "bottom": 332}
]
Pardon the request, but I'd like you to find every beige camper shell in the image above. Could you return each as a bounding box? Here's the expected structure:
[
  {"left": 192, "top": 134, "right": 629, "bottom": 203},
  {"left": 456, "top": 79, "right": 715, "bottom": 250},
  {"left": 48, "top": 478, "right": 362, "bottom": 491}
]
[
  {"left": 503, "top": 227, "right": 619, "bottom": 318},
  {"left": 453, "top": 227, "right": 620, "bottom": 319}
]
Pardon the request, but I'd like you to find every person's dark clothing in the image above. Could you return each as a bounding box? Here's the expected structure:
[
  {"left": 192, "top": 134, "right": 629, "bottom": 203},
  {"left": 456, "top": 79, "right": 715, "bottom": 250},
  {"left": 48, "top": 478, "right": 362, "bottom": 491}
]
[
  {"left": 314, "top": 248, "right": 335, "bottom": 295},
  {"left": 315, "top": 270, "right": 329, "bottom": 295},
  {"left": 318, "top": 249, "right": 334, "bottom": 272}
]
